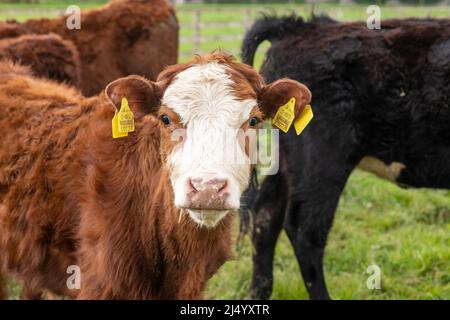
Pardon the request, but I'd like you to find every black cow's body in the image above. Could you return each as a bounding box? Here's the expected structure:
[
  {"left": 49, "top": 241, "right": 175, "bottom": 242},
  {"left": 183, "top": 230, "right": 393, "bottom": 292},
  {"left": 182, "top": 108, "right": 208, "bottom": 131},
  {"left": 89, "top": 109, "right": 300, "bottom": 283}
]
[{"left": 241, "top": 16, "right": 450, "bottom": 300}]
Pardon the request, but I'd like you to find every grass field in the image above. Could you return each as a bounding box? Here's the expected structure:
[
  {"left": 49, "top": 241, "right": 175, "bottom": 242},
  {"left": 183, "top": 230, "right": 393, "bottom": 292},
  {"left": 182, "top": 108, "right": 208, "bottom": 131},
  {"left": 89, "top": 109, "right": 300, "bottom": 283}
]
[
  {"left": 206, "top": 170, "right": 450, "bottom": 299},
  {"left": 1, "top": 2, "right": 449, "bottom": 300}
]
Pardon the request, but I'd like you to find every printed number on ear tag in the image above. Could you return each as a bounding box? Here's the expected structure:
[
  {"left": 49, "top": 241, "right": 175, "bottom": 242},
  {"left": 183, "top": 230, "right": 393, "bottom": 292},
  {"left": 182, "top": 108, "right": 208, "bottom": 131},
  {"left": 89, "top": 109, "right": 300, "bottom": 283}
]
[
  {"left": 272, "top": 97, "right": 296, "bottom": 133},
  {"left": 117, "top": 97, "right": 135, "bottom": 133},
  {"left": 294, "top": 104, "right": 313, "bottom": 136},
  {"left": 112, "top": 110, "right": 128, "bottom": 139}
]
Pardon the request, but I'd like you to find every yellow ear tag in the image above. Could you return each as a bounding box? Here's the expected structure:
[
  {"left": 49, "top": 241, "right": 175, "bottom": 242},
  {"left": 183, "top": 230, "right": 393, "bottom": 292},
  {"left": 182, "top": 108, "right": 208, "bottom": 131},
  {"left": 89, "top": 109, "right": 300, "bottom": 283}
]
[
  {"left": 294, "top": 104, "right": 314, "bottom": 136},
  {"left": 272, "top": 97, "right": 296, "bottom": 133},
  {"left": 112, "top": 110, "right": 128, "bottom": 139},
  {"left": 117, "top": 97, "right": 135, "bottom": 134}
]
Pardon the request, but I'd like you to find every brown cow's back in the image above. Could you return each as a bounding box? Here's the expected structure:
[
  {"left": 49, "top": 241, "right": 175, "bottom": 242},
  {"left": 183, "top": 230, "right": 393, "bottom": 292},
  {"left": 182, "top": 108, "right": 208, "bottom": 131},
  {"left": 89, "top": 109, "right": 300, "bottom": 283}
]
[
  {"left": 0, "top": 0, "right": 178, "bottom": 96},
  {"left": 0, "top": 34, "right": 81, "bottom": 86}
]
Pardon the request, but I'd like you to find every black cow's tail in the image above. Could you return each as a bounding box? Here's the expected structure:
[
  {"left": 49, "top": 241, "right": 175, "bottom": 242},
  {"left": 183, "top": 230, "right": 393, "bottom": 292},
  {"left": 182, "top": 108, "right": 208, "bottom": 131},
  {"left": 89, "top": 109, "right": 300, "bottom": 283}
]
[
  {"left": 237, "top": 167, "right": 259, "bottom": 250},
  {"left": 241, "top": 14, "right": 336, "bottom": 67},
  {"left": 241, "top": 15, "right": 305, "bottom": 66}
]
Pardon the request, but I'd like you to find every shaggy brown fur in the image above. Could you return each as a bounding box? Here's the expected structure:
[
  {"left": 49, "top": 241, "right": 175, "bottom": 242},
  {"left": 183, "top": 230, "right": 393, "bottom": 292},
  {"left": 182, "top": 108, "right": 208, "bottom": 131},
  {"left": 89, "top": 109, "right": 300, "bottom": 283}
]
[
  {"left": 0, "top": 0, "right": 178, "bottom": 96},
  {"left": 0, "top": 34, "right": 81, "bottom": 86},
  {"left": 0, "top": 54, "right": 310, "bottom": 299}
]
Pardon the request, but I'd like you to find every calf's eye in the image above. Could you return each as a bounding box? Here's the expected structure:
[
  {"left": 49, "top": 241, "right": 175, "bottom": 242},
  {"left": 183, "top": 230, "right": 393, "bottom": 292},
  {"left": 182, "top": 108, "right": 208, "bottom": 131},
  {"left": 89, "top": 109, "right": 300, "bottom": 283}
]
[
  {"left": 249, "top": 117, "right": 260, "bottom": 127},
  {"left": 160, "top": 114, "right": 171, "bottom": 126}
]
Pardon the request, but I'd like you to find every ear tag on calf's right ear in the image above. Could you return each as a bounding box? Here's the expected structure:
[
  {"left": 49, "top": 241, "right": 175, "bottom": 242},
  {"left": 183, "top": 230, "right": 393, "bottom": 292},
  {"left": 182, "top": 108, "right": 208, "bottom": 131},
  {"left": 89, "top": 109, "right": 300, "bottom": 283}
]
[
  {"left": 117, "top": 97, "right": 135, "bottom": 134},
  {"left": 112, "top": 110, "right": 128, "bottom": 139},
  {"left": 294, "top": 104, "right": 313, "bottom": 136},
  {"left": 272, "top": 97, "right": 296, "bottom": 133}
]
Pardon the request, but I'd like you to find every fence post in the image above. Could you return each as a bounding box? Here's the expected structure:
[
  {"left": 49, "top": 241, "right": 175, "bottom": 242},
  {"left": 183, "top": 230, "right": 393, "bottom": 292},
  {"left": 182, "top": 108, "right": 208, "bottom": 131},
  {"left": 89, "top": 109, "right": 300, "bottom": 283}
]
[
  {"left": 244, "top": 8, "right": 252, "bottom": 31},
  {"left": 193, "top": 9, "right": 202, "bottom": 55}
]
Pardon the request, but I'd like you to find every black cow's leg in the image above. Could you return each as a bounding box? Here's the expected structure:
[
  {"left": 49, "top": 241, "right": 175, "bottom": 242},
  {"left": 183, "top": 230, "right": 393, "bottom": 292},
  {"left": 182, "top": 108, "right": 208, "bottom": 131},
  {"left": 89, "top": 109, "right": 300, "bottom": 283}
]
[
  {"left": 249, "top": 173, "right": 287, "bottom": 300},
  {"left": 283, "top": 158, "right": 357, "bottom": 300}
]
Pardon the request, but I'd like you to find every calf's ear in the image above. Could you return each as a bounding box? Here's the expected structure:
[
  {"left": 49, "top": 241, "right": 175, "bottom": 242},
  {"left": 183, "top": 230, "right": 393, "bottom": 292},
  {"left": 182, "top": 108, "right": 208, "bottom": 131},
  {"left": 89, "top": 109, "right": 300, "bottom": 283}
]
[
  {"left": 259, "top": 78, "right": 312, "bottom": 119},
  {"left": 105, "top": 75, "right": 161, "bottom": 118}
]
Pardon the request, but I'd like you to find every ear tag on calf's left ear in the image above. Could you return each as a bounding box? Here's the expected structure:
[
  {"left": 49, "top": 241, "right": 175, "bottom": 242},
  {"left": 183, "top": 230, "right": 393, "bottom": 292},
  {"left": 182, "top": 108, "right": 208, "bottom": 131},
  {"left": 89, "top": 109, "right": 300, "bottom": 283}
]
[
  {"left": 272, "top": 97, "right": 296, "bottom": 133},
  {"left": 117, "top": 97, "right": 135, "bottom": 134},
  {"left": 294, "top": 104, "right": 313, "bottom": 136}
]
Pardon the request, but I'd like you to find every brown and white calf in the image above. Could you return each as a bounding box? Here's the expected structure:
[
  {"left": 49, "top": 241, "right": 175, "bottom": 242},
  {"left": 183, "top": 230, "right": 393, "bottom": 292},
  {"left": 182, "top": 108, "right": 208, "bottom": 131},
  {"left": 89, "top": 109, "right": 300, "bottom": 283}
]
[{"left": 0, "top": 52, "right": 311, "bottom": 299}]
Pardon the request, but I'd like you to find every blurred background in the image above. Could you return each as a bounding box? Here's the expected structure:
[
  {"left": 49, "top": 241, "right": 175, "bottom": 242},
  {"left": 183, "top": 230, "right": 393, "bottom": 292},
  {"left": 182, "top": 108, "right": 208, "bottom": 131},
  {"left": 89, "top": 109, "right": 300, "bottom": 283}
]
[
  {"left": 0, "top": 0, "right": 449, "bottom": 299},
  {"left": 2, "top": 0, "right": 450, "bottom": 66}
]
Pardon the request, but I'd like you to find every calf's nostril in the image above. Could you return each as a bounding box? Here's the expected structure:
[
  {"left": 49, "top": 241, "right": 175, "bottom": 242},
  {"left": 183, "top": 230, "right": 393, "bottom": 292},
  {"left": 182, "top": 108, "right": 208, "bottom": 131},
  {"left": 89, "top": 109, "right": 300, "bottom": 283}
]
[
  {"left": 216, "top": 180, "right": 227, "bottom": 193},
  {"left": 188, "top": 179, "right": 199, "bottom": 193},
  {"left": 184, "top": 177, "right": 231, "bottom": 209},
  {"left": 205, "top": 178, "right": 227, "bottom": 194},
  {"left": 187, "top": 177, "right": 228, "bottom": 194}
]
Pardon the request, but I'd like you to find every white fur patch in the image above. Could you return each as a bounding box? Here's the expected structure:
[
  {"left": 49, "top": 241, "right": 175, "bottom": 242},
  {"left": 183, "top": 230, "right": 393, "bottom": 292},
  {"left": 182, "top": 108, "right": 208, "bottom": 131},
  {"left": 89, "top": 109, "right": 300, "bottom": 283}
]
[
  {"left": 358, "top": 156, "right": 406, "bottom": 182},
  {"left": 186, "top": 209, "right": 230, "bottom": 228},
  {"left": 162, "top": 62, "right": 256, "bottom": 226}
]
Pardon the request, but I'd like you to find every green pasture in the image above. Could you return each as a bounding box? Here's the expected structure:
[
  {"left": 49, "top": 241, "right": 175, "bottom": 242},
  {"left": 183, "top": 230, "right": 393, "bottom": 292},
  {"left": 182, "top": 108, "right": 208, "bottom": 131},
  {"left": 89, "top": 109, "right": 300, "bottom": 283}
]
[
  {"left": 207, "top": 170, "right": 450, "bottom": 299},
  {"left": 1, "top": 2, "right": 449, "bottom": 300}
]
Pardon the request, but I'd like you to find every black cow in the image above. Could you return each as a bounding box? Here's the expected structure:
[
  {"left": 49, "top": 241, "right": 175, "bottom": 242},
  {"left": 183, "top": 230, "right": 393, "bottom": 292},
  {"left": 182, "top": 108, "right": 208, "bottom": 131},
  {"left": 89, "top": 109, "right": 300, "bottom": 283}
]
[{"left": 241, "top": 16, "right": 450, "bottom": 300}]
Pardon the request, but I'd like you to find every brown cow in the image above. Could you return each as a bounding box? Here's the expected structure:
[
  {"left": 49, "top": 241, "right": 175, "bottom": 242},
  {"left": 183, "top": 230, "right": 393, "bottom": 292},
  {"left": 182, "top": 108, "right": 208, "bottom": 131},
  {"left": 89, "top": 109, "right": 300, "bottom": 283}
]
[
  {"left": 0, "top": 0, "right": 178, "bottom": 96},
  {"left": 0, "top": 52, "right": 311, "bottom": 299},
  {"left": 0, "top": 34, "right": 81, "bottom": 86}
]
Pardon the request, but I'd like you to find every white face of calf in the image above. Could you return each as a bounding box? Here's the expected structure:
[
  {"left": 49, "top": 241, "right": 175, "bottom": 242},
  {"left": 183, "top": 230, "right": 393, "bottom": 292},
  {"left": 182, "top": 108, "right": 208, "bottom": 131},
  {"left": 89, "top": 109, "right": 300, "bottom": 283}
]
[
  {"left": 105, "top": 53, "right": 312, "bottom": 228},
  {"left": 162, "top": 63, "right": 256, "bottom": 227}
]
